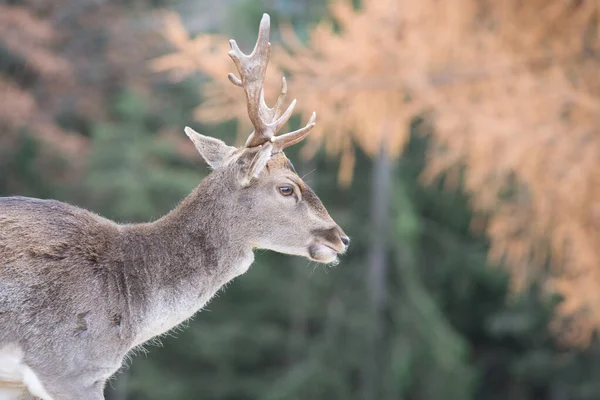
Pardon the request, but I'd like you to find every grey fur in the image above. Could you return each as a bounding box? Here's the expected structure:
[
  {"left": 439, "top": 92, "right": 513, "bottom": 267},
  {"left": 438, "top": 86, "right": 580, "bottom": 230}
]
[{"left": 0, "top": 133, "right": 348, "bottom": 400}]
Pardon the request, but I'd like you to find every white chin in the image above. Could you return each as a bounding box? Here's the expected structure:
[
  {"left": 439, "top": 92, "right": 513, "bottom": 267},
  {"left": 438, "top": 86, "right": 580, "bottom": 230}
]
[{"left": 309, "top": 244, "right": 339, "bottom": 264}]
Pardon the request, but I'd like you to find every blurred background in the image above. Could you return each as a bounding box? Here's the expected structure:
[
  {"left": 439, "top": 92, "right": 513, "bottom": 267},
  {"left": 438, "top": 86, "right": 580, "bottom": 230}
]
[{"left": 2, "top": 0, "right": 600, "bottom": 399}]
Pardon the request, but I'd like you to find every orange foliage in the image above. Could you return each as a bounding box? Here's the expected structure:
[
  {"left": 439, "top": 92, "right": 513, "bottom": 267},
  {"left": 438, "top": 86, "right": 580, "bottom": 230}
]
[
  {"left": 153, "top": 0, "right": 600, "bottom": 343},
  {"left": 150, "top": 11, "right": 287, "bottom": 145},
  {"left": 0, "top": 4, "right": 83, "bottom": 155},
  {"left": 0, "top": 2, "right": 166, "bottom": 159}
]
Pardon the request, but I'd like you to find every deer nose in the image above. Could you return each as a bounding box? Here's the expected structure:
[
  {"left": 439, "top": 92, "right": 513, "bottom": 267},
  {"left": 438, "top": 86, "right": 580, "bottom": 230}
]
[{"left": 340, "top": 235, "right": 350, "bottom": 248}]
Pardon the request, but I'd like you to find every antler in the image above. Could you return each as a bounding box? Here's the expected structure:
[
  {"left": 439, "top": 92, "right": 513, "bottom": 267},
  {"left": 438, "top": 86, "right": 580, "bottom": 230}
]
[{"left": 228, "top": 13, "right": 316, "bottom": 152}]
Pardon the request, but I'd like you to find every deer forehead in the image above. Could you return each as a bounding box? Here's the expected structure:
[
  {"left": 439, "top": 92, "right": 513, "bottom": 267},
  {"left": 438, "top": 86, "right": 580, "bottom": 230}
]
[
  {"left": 263, "top": 154, "right": 304, "bottom": 187},
  {"left": 265, "top": 152, "right": 294, "bottom": 171}
]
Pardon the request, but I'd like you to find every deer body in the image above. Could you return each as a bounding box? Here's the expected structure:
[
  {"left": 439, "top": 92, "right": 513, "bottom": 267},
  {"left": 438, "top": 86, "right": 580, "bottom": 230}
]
[{"left": 0, "top": 14, "right": 348, "bottom": 399}]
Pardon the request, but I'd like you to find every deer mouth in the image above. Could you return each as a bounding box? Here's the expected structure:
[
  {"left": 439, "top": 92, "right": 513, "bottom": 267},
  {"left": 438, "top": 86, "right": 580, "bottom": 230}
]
[{"left": 308, "top": 242, "right": 343, "bottom": 264}]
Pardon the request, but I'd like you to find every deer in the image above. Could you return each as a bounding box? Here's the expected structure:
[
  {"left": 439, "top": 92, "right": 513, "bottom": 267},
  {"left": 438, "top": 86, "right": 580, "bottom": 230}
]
[{"left": 0, "top": 14, "right": 349, "bottom": 400}]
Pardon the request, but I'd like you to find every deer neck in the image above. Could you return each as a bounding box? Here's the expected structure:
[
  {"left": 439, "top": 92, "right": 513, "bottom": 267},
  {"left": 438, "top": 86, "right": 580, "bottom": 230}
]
[{"left": 122, "top": 173, "right": 254, "bottom": 344}]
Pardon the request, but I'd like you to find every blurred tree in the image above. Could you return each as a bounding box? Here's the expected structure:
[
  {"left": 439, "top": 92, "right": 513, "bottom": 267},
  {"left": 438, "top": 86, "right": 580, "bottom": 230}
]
[
  {"left": 0, "top": 0, "right": 196, "bottom": 207},
  {"left": 0, "top": 3, "right": 84, "bottom": 155},
  {"left": 0, "top": 0, "right": 180, "bottom": 164},
  {"left": 81, "top": 91, "right": 201, "bottom": 223}
]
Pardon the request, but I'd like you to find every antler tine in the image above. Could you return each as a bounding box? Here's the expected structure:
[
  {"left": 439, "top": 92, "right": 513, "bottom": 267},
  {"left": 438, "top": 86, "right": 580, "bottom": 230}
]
[
  {"left": 272, "top": 112, "right": 317, "bottom": 152},
  {"left": 272, "top": 77, "right": 288, "bottom": 120},
  {"left": 227, "top": 73, "right": 242, "bottom": 87},
  {"left": 244, "top": 77, "right": 293, "bottom": 147}
]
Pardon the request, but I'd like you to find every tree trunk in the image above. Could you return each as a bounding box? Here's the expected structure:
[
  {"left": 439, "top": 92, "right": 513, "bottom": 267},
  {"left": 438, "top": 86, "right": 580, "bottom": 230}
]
[{"left": 363, "top": 144, "right": 393, "bottom": 400}]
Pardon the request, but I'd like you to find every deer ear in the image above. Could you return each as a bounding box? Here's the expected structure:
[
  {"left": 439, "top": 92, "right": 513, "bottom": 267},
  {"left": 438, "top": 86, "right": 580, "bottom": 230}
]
[
  {"left": 240, "top": 143, "right": 273, "bottom": 186},
  {"left": 184, "top": 127, "right": 236, "bottom": 169}
]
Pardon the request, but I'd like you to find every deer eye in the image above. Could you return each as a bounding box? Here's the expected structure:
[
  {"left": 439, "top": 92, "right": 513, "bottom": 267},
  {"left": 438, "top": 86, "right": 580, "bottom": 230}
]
[{"left": 278, "top": 186, "right": 294, "bottom": 197}]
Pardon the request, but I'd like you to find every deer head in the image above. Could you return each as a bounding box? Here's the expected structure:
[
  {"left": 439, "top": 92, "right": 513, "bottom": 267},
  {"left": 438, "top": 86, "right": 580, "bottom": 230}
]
[{"left": 184, "top": 14, "right": 349, "bottom": 264}]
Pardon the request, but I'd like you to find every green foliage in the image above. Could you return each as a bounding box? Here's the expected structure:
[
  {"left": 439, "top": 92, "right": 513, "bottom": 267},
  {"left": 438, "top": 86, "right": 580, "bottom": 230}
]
[
  {"left": 82, "top": 91, "right": 201, "bottom": 222},
  {"left": 0, "top": 131, "right": 67, "bottom": 198}
]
